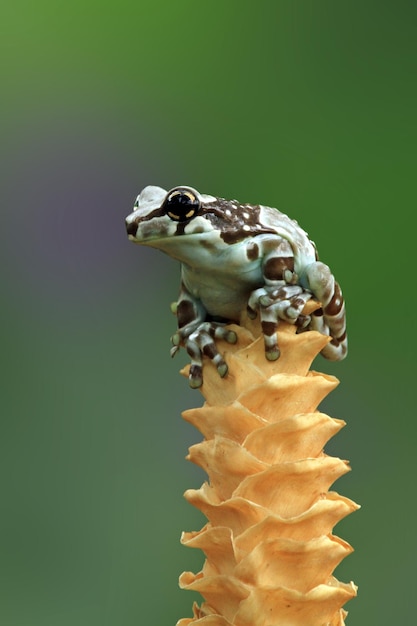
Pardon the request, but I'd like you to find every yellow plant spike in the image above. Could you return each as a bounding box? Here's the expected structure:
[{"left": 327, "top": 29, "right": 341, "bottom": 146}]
[{"left": 177, "top": 308, "right": 358, "bottom": 626}]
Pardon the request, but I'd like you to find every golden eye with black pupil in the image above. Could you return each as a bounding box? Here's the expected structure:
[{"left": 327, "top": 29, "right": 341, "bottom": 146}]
[{"left": 163, "top": 188, "right": 200, "bottom": 222}]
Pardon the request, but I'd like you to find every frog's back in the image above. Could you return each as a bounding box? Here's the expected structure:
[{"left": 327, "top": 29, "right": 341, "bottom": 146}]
[{"left": 258, "top": 204, "right": 318, "bottom": 270}]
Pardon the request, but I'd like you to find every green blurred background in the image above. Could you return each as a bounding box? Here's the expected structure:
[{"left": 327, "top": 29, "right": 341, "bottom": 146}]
[{"left": 1, "top": 1, "right": 416, "bottom": 624}]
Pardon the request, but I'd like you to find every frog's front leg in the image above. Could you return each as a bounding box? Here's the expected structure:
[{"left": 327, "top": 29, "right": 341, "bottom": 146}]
[
  {"left": 247, "top": 250, "right": 313, "bottom": 360},
  {"left": 300, "top": 262, "right": 347, "bottom": 360},
  {"left": 171, "top": 282, "right": 237, "bottom": 388}
]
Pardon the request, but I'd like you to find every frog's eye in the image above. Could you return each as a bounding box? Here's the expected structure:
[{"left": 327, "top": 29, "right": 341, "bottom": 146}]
[{"left": 163, "top": 188, "right": 200, "bottom": 222}]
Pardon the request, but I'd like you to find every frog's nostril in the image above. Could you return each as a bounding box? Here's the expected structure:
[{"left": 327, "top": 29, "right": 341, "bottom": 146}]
[{"left": 126, "top": 221, "right": 138, "bottom": 237}]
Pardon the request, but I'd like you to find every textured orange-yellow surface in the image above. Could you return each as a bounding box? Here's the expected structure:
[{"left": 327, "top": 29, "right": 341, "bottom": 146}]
[{"left": 177, "top": 316, "right": 358, "bottom": 626}]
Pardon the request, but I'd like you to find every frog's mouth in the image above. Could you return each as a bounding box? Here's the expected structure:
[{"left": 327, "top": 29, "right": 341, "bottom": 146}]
[
  {"left": 126, "top": 211, "right": 218, "bottom": 244},
  {"left": 125, "top": 213, "right": 178, "bottom": 243}
]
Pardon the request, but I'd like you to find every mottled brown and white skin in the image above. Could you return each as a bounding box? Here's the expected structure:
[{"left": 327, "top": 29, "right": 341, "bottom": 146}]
[{"left": 126, "top": 185, "right": 347, "bottom": 387}]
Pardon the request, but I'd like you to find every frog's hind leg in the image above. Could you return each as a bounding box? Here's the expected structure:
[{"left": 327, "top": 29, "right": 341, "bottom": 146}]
[{"left": 302, "top": 262, "right": 347, "bottom": 360}]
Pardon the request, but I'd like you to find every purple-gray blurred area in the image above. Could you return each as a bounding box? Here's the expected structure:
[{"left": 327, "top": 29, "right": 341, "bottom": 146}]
[{"left": 3, "top": 105, "right": 163, "bottom": 306}]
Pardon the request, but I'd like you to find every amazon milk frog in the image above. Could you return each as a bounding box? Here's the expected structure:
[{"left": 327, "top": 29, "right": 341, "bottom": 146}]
[{"left": 126, "top": 186, "right": 347, "bottom": 388}]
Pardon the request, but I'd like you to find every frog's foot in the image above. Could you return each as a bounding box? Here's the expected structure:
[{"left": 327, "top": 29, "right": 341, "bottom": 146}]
[
  {"left": 171, "top": 323, "right": 237, "bottom": 388},
  {"left": 247, "top": 285, "right": 312, "bottom": 360}
]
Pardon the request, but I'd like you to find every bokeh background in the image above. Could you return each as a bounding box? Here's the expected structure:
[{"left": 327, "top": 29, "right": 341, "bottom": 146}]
[{"left": 1, "top": 1, "right": 416, "bottom": 624}]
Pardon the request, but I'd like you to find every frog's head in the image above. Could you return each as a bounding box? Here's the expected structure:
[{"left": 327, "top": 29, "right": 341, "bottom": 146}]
[
  {"left": 126, "top": 185, "right": 276, "bottom": 264},
  {"left": 127, "top": 185, "right": 208, "bottom": 237},
  {"left": 125, "top": 185, "right": 225, "bottom": 257}
]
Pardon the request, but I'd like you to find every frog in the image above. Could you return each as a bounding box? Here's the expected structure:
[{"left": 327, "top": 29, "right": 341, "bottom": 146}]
[{"left": 125, "top": 185, "right": 347, "bottom": 388}]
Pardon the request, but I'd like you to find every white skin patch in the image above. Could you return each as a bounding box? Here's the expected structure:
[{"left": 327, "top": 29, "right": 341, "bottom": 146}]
[
  {"left": 183, "top": 216, "right": 215, "bottom": 235},
  {"left": 137, "top": 215, "right": 178, "bottom": 241}
]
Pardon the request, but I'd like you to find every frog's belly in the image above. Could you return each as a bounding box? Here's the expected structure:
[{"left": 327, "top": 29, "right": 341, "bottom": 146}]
[
  {"left": 200, "top": 285, "right": 254, "bottom": 321},
  {"left": 182, "top": 265, "right": 263, "bottom": 322}
]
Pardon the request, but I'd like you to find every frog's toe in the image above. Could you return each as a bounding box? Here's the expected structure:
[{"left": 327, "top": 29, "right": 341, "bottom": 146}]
[
  {"left": 295, "top": 313, "right": 311, "bottom": 329},
  {"left": 274, "top": 291, "right": 312, "bottom": 324},
  {"left": 171, "top": 332, "right": 181, "bottom": 348},
  {"left": 184, "top": 338, "right": 204, "bottom": 387},
  {"left": 170, "top": 345, "right": 180, "bottom": 358},
  {"left": 214, "top": 327, "right": 237, "bottom": 345},
  {"left": 285, "top": 296, "right": 310, "bottom": 320},
  {"left": 283, "top": 269, "right": 299, "bottom": 285},
  {"left": 266, "top": 347, "right": 280, "bottom": 361},
  {"left": 203, "top": 350, "right": 229, "bottom": 380},
  {"left": 200, "top": 330, "right": 229, "bottom": 379},
  {"left": 189, "top": 364, "right": 203, "bottom": 388},
  {"left": 247, "top": 287, "right": 266, "bottom": 318},
  {"left": 260, "top": 318, "right": 280, "bottom": 360},
  {"left": 217, "top": 361, "right": 228, "bottom": 378}
]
